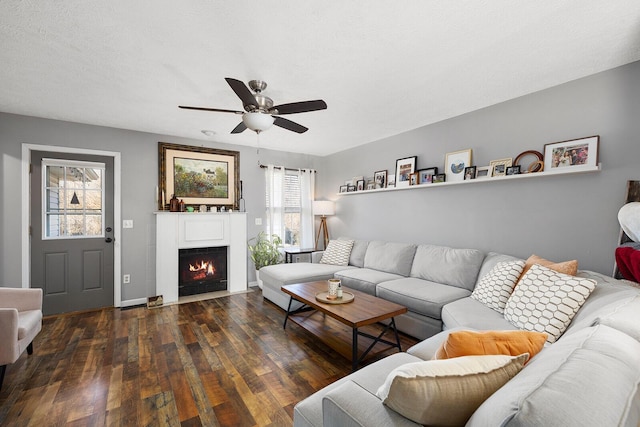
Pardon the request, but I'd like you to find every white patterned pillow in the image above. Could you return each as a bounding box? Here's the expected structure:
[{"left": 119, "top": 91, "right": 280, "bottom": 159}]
[
  {"left": 471, "top": 260, "right": 526, "bottom": 314},
  {"left": 504, "top": 264, "right": 597, "bottom": 343},
  {"left": 319, "top": 240, "right": 354, "bottom": 266}
]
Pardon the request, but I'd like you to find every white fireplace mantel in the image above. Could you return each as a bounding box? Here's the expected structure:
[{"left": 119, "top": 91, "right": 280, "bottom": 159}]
[{"left": 155, "top": 212, "right": 247, "bottom": 304}]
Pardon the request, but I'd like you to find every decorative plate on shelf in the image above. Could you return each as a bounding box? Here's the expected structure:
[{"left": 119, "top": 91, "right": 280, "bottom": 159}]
[{"left": 315, "top": 291, "right": 355, "bottom": 304}]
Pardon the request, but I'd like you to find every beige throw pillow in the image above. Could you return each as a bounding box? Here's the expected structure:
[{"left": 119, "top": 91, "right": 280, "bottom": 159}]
[
  {"left": 504, "top": 264, "right": 596, "bottom": 343},
  {"left": 471, "top": 260, "right": 526, "bottom": 313},
  {"left": 376, "top": 354, "right": 529, "bottom": 426},
  {"left": 319, "top": 239, "right": 354, "bottom": 266}
]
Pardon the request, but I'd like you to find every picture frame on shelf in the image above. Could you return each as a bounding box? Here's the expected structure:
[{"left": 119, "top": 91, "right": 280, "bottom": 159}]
[
  {"left": 489, "top": 158, "right": 512, "bottom": 177},
  {"left": 475, "top": 166, "right": 492, "bottom": 179},
  {"left": 409, "top": 172, "right": 419, "bottom": 186},
  {"left": 356, "top": 179, "right": 365, "bottom": 191},
  {"left": 514, "top": 150, "right": 544, "bottom": 173},
  {"left": 445, "top": 149, "right": 472, "bottom": 183},
  {"left": 464, "top": 166, "right": 476, "bottom": 180},
  {"left": 433, "top": 173, "right": 446, "bottom": 183},
  {"left": 505, "top": 165, "right": 521, "bottom": 176},
  {"left": 418, "top": 167, "right": 438, "bottom": 184},
  {"left": 339, "top": 185, "right": 348, "bottom": 193},
  {"left": 543, "top": 135, "right": 599, "bottom": 171},
  {"left": 387, "top": 174, "right": 396, "bottom": 188},
  {"left": 367, "top": 181, "right": 375, "bottom": 190},
  {"left": 346, "top": 185, "right": 356, "bottom": 192},
  {"left": 395, "top": 156, "right": 417, "bottom": 187},
  {"left": 374, "top": 170, "right": 387, "bottom": 189}
]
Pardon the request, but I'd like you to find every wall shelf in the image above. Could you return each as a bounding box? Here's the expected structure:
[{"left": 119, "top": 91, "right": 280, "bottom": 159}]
[{"left": 336, "top": 165, "right": 601, "bottom": 196}]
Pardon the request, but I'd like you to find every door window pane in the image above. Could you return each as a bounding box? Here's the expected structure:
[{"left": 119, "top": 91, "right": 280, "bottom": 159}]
[{"left": 42, "top": 159, "right": 105, "bottom": 239}]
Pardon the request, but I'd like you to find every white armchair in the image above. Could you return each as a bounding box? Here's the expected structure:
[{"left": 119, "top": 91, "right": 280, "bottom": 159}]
[{"left": 0, "top": 287, "right": 43, "bottom": 390}]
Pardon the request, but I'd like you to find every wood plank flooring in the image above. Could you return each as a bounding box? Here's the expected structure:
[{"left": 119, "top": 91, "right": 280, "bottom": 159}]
[{"left": 0, "top": 289, "right": 417, "bottom": 426}]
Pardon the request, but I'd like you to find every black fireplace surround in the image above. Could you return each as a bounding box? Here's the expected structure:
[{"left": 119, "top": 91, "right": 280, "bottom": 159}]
[{"left": 178, "top": 246, "right": 227, "bottom": 296}]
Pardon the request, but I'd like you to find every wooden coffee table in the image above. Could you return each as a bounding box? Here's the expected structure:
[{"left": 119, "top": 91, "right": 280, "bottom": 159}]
[{"left": 281, "top": 281, "right": 407, "bottom": 371}]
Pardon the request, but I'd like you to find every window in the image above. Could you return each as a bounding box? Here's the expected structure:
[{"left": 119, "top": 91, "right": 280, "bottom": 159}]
[{"left": 42, "top": 158, "right": 105, "bottom": 239}]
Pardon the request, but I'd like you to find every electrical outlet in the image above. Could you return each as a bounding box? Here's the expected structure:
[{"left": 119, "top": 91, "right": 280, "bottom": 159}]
[
  {"left": 123, "top": 220, "right": 133, "bottom": 228},
  {"left": 123, "top": 274, "right": 130, "bottom": 284},
  {"left": 255, "top": 217, "right": 262, "bottom": 225}
]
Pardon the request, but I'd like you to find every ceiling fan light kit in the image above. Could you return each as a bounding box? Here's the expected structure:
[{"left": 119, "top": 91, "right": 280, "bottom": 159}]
[{"left": 180, "top": 77, "right": 327, "bottom": 135}]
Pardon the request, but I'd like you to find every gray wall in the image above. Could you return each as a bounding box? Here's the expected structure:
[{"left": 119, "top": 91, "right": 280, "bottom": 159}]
[
  {"left": 0, "top": 113, "right": 321, "bottom": 301},
  {"left": 317, "top": 60, "right": 640, "bottom": 275}
]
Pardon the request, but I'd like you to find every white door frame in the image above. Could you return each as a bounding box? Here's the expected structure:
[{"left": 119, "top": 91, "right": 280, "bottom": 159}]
[{"left": 21, "top": 143, "right": 122, "bottom": 307}]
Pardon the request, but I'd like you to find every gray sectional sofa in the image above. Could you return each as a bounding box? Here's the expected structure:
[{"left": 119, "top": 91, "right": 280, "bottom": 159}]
[{"left": 259, "top": 239, "right": 640, "bottom": 426}]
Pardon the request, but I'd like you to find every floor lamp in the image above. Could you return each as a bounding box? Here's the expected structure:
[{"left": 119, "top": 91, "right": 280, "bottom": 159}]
[{"left": 313, "top": 200, "right": 335, "bottom": 250}]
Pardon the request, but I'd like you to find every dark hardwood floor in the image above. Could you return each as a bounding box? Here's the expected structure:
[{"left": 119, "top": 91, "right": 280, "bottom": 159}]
[{"left": 0, "top": 289, "right": 417, "bottom": 426}]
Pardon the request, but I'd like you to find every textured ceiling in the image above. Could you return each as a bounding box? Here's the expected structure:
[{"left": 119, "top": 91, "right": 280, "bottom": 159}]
[{"left": 1, "top": 1, "right": 639, "bottom": 156}]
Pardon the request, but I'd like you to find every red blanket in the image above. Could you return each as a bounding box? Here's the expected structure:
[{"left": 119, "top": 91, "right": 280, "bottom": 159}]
[{"left": 615, "top": 246, "right": 640, "bottom": 283}]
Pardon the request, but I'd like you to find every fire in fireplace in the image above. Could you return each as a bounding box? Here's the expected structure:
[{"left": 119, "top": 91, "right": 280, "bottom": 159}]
[{"left": 178, "top": 246, "right": 227, "bottom": 296}]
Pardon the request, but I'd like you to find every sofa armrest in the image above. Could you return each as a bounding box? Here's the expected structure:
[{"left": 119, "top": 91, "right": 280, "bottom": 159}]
[
  {"left": 322, "top": 380, "right": 421, "bottom": 427},
  {"left": 311, "top": 251, "right": 324, "bottom": 263},
  {"left": 0, "top": 288, "right": 43, "bottom": 312},
  {"left": 0, "top": 308, "right": 20, "bottom": 365}
]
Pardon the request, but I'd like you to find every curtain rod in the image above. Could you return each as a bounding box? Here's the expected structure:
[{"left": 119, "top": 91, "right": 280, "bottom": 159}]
[{"left": 259, "top": 164, "right": 316, "bottom": 173}]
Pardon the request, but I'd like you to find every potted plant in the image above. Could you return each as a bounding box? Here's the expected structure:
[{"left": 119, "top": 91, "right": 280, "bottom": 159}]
[{"left": 248, "top": 232, "right": 283, "bottom": 289}]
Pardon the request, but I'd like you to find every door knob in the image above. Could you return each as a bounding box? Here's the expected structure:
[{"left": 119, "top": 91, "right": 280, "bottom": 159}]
[{"left": 105, "top": 237, "right": 114, "bottom": 243}]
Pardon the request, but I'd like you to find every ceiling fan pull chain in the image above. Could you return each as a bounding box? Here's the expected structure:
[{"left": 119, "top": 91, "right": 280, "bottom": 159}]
[{"left": 256, "top": 132, "right": 261, "bottom": 166}]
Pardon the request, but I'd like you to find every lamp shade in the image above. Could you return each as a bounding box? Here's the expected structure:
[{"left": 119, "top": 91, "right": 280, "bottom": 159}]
[
  {"left": 242, "top": 112, "right": 275, "bottom": 132},
  {"left": 619, "top": 202, "right": 640, "bottom": 242},
  {"left": 313, "top": 200, "right": 335, "bottom": 216}
]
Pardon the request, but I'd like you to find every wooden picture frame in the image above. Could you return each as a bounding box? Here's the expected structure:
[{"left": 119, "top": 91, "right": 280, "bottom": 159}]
[
  {"left": 159, "top": 142, "right": 239, "bottom": 210},
  {"left": 489, "top": 158, "right": 512, "bottom": 177},
  {"left": 445, "top": 149, "right": 472, "bottom": 182},
  {"left": 409, "top": 172, "right": 419, "bottom": 186},
  {"left": 418, "top": 167, "right": 438, "bottom": 184},
  {"left": 544, "top": 135, "right": 599, "bottom": 171},
  {"left": 374, "top": 170, "right": 387, "bottom": 189},
  {"left": 395, "top": 156, "right": 417, "bottom": 187}
]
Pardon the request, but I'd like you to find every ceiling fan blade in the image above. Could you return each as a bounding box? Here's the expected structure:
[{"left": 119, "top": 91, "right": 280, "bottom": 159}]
[
  {"left": 273, "top": 116, "right": 308, "bottom": 133},
  {"left": 179, "top": 105, "right": 243, "bottom": 114},
  {"left": 225, "top": 78, "right": 259, "bottom": 111},
  {"left": 230, "top": 122, "right": 247, "bottom": 134},
  {"left": 270, "top": 100, "right": 327, "bottom": 115}
]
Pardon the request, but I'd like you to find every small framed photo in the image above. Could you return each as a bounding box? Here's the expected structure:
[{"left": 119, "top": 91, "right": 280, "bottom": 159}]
[
  {"left": 387, "top": 174, "right": 396, "bottom": 188},
  {"left": 489, "top": 158, "right": 513, "bottom": 177},
  {"left": 418, "top": 167, "right": 438, "bottom": 184},
  {"left": 339, "top": 185, "right": 348, "bottom": 193},
  {"left": 445, "top": 149, "right": 472, "bottom": 182},
  {"left": 544, "top": 135, "right": 599, "bottom": 171},
  {"left": 346, "top": 185, "right": 356, "bottom": 192},
  {"left": 409, "top": 172, "right": 419, "bottom": 186},
  {"left": 433, "top": 173, "right": 446, "bottom": 183},
  {"left": 395, "top": 156, "right": 417, "bottom": 187},
  {"left": 475, "top": 166, "right": 492, "bottom": 179},
  {"left": 464, "top": 166, "right": 476, "bottom": 180},
  {"left": 505, "top": 165, "right": 521, "bottom": 176},
  {"left": 366, "top": 181, "right": 375, "bottom": 190},
  {"left": 374, "top": 170, "right": 387, "bottom": 189},
  {"left": 356, "top": 179, "right": 365, "bottom": 191}
]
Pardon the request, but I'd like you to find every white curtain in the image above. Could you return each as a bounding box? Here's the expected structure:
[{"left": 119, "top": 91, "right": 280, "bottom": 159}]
[
  {"left": 298, "top": 168, "right": 315, "bottom": 248},
  {"left": 265, "top": 164, "right": 285, "bottom": 241}
]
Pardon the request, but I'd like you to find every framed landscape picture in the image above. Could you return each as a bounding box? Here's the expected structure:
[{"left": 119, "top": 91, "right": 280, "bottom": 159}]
[
  {"left": 159, "top": 142, "right": 239, "bottom": 210},
  {"left": 544, "top": 135, "right": 599, "bottom": 171},
  {"left": 395, "top": 156, "right": 417, "bottom": 187},
  {"left": 445, "top": 149, "right": 472, "bottom": 182}
]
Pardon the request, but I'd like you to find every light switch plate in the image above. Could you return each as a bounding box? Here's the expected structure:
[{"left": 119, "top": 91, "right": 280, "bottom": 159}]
[{"left": 123, "top": 220, "right": 133, "bottom": 228}]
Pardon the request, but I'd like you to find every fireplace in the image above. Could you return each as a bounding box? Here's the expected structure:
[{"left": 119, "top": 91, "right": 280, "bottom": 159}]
[{"left": 178, "top": 246, "right": 227, "bottom": 296}]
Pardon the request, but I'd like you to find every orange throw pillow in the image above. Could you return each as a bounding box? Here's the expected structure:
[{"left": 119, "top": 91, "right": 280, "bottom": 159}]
[
  {"left": 520, "top": 254, "right": 578, "bottom": 278},
  {"left": 434, "top": 330, "right": 547, "bottom": 362}
]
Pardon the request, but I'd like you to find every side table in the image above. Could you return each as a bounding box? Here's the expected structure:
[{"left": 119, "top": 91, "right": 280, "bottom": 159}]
[{"left": 284, "top": 247, "right": 317, "bottom": 263}]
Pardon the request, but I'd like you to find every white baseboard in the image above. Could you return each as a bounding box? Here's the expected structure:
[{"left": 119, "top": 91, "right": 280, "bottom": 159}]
[{"left": 120, "top": 297, "right": 147, "bottom": 307}]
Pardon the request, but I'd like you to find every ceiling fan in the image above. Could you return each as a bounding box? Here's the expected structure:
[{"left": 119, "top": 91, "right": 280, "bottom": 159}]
[{"left": 179, "top": 78, "right": 327, "bottom": 134}]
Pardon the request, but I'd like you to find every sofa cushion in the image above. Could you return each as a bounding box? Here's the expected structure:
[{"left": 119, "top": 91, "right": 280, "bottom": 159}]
[
  {"left": 410, "top": 244, "right": 485, "bottom": 291},
  {"left": 363, "top": 241, "right": 416, "bottom": 276},
  {"left": 442, "top": 297, "right": 519, "bottom": 331},
  {"left": 475, "top": 252, "right": 524, "bottom": 282},
  {"left": 376, "top": 354, "right": 528, "bottom": 426},
  {"left": 468, "top": 325, "right": 640, "bottom": 427},
  {"left": 471, "top": 260, "right": 526, "bottom": 314},
  {"left": 434, "top": 330, "right": 547, "bottom": 361},
  {"left": 377, "top": 278, "right": 471, "bottom": 319},
  {"left": 520, "top": 254, "right": 578, "bottom": 279},
  {"left": 334, "top": 268, "right": 404, "bottom": 295},
  {"left": 293, "top": 352, "right": 421, "bottom": 427},
  {"left": 504, "top": 264, "right": 596, "bottom": 343},
  {"left": 319, "top": 239, "right": 354, "bottom": 266},
  {"left": 339, "top": 237, "right": 369, "bottom": 267},
  {"left": 593, "top": 294, "right": 640, "bottom": 342},
  {"left": 259, "top": 263, "right": 356, "bottom": 288}
]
